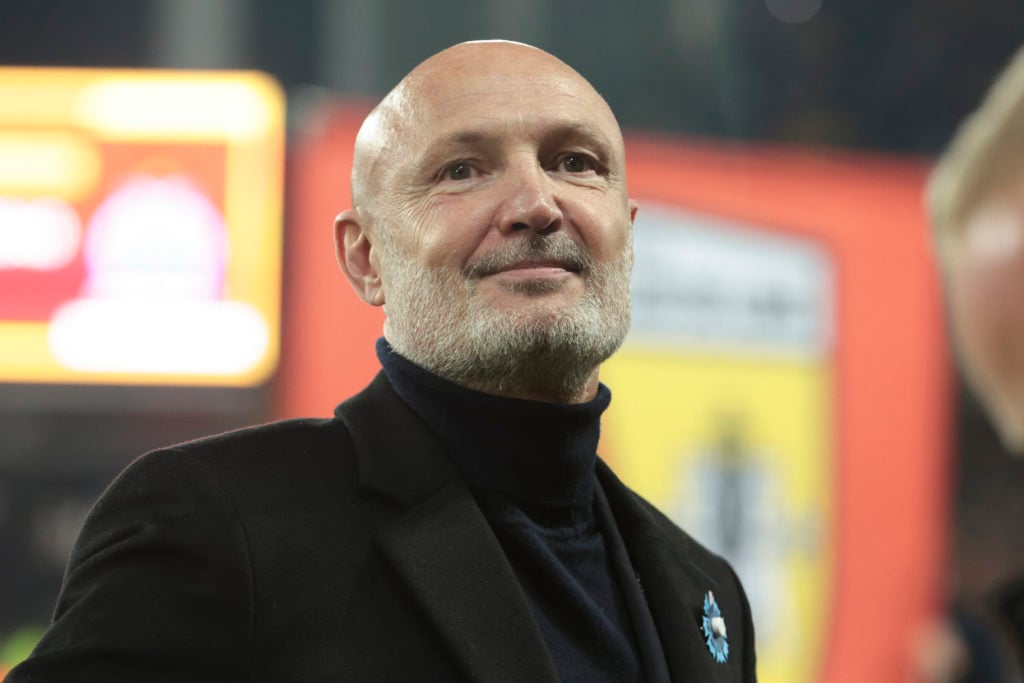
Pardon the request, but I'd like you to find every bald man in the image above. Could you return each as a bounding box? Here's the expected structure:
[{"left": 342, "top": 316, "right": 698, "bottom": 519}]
[{"left": 10, "top": 42, "right": 757, "bottom": 682}]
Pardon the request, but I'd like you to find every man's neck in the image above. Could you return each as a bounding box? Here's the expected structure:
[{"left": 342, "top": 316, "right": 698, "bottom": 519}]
[{"left": 376, "top": 337, "right": 611, "bottom": 509}]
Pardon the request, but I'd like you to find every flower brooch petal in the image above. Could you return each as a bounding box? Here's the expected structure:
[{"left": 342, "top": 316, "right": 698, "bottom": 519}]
[{"left": 701, "top": 590, "right": 729, "bottom": 663}]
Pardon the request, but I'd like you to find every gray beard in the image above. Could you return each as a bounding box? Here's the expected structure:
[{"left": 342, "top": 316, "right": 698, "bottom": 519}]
[{"left": 381, "top": 232, "right": 632, "bottom": 402}]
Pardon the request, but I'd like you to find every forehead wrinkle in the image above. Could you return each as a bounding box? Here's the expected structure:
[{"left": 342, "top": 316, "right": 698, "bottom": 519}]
[
  {"left": 420, "top": 110, "right": 620, "bottom": 150},
  {"left": 428, "top": 80, "right": 606, "bottom": 120}
]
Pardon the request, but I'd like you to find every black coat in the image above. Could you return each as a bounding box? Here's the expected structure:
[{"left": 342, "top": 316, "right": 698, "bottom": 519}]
[{"left": 10, "top": 373, "right": 757, "bottom": 682}]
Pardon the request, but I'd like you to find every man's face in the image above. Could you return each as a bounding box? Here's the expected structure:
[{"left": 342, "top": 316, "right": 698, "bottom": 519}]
[
  {"left": 946, "top": 179, "right": 1024, "bottom": 451},
  {"left": 361, "top": 44, "right": 636, "bottom": 401}
]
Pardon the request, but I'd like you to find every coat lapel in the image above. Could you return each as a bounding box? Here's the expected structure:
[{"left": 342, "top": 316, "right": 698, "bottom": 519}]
[
  {"left": 336, "top": 373, "right": 558, "bottom": 683},
  {"left": 376, "top": 479, "right": 559, "bottom": 683},
  {"left": 597, "top": 460, "right": 733, "bottom": 681}
]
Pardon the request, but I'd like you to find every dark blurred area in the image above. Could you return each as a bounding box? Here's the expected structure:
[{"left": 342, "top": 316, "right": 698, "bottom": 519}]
[
  {"left": 952, "top": 375, "right": 1024, "bottom": 642},
  {"left": 2, "top": 0, "right": 1024, "bottom": 677},
  {"left": 3, "top": 0, "right": 1023, "bottom": 151}
]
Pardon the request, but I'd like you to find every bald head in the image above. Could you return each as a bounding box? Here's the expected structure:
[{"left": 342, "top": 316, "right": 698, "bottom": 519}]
[{"left": 349, "top": 40, "right": 624, "bottom": 231}]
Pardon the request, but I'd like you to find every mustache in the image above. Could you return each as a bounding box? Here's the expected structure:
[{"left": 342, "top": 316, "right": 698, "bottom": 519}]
[{"left": 464, "top": 234, "right": 593, "bottom": 278}]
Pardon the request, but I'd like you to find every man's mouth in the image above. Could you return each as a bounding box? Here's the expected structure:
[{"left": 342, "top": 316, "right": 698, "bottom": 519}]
[
  {"left": 488, "top": 259, "right": 580, "bottom": 277},
  {"left": 467, "top": 236, "right": 590, "bottom": 279}
]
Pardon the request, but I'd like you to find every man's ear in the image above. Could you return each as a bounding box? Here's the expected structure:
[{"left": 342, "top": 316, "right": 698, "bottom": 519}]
[
  {"left": 334, "top": 209, "right": 385, "bottom": 306},
  {"left": 627, "top": 199, "right": 639, "bottom": 269}
]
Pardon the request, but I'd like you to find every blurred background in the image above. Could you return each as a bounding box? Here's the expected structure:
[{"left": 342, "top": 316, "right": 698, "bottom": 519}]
[{"left": 2, "top": 1, "right": 1024, "bottom": 680}]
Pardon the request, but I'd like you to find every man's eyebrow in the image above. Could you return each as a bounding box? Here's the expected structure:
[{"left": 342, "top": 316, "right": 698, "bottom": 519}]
[
  {"left": 431, "top": 130, "right": 492, "bottom": 147},
  {"left": 546, "top": 122, "right": 616, "bottom": 156},
  {"left": 550, "top": 122, "right": 613, "bottom": 144},
  {"left": 415, "top": 121, "right": 617, "bottom": 170},
  {"left": 415, "top": 130, "right": 497, "bottom": 171}
]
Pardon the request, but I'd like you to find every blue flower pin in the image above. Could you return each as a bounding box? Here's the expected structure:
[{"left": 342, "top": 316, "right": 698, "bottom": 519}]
[{"left": 702, "top": 590, "right": 729, "bottom": 663}]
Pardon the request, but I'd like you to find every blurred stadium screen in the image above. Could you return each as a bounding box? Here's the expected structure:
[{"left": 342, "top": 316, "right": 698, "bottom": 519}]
[{"left": 0, "top": 68, "right": 284, "bottom": 386}]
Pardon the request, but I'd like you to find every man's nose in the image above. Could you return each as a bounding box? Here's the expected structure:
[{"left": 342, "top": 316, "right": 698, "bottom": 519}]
[{"left": 496, "top": 161, "right": 563, "bottom": 235}]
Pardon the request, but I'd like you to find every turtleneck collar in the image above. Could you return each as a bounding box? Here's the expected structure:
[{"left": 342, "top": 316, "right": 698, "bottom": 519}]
[{"left": 376, "top": 338, "right": 611, "bottom": 515}]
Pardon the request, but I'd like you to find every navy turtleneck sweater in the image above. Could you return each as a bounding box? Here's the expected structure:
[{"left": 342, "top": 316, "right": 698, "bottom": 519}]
[{"left": 377, "top": 339, "right": 642, "bottom": 683}]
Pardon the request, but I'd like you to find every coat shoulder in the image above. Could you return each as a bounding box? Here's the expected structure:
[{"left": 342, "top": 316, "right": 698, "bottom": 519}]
[{"left": 161, "top": 415, "right": 349, "bottom": 463}]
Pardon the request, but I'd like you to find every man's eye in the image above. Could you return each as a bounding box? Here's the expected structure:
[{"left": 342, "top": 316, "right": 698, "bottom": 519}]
[
  {"left": 445, "top": 162, "right": 474, "bottom": 180},
  {"left": 560, "top": 154, "right": 594, "bottom": 173}
]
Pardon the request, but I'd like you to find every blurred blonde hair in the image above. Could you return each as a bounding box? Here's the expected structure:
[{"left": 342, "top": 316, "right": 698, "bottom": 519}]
[{"left": 927, "top": 46, "right": 1024, "bottom": 264}]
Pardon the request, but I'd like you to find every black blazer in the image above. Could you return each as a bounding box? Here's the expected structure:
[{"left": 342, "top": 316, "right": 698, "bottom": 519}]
[{"left": 10, "top": 372, "right": 756, "bottom": 682}]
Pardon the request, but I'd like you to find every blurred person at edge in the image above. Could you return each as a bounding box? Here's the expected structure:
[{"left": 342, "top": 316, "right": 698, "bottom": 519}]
[
  {"left": 7, "top": 41, "right": 757, "bottom": 682},
  {"left": 914, "top": 45, "right": 1024, "bottom": 683}
]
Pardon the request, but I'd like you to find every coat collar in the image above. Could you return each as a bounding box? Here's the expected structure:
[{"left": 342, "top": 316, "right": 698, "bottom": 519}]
[
  {"left": 375, "top": 479, "right": 560, "bottom": 683},
  {"left": 597, "top": 460, "right": 739, "bottom": 681},
  {"left": 335, "top": 372, "right": 559, "bottom": 682},
  {"left": 335, "top": 371, "right": 460, "bottom": 507}
]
